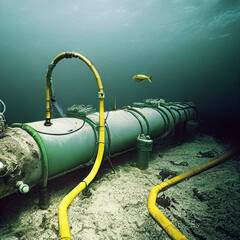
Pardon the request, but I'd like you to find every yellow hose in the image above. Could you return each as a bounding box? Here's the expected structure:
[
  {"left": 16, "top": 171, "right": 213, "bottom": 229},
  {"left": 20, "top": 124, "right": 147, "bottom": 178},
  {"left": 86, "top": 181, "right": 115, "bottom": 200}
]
[
  {"left": 45, "top": 52, "right": 103, "bottom": 125},
  {"left": 44, "top": 52, "right": 105, "bottom": 239},
  {"left": 148, "top": 150, "right": 236, "bottom": 240},
  {"left": 58, "top": 99, "right": 104, "bottom": 239}
]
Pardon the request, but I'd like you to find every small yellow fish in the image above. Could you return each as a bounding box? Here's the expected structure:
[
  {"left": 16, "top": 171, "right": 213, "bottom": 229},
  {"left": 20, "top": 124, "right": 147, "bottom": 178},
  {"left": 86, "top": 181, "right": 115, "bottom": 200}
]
[{"left": 133, "top": 74, "right": 152, "bottom": 83}]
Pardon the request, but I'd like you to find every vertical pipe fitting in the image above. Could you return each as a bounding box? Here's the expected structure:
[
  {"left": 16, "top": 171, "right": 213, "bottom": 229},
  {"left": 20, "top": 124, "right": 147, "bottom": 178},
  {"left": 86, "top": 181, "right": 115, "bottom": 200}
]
[{"left": 136, "top": 134, "right": 153, "bottom": 170}]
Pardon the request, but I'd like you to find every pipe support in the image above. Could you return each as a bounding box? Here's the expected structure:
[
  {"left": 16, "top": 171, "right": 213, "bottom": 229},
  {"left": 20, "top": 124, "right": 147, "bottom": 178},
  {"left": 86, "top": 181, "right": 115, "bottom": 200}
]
[{"left": 136, "top": 134, "right": 153, "bottom": 170}]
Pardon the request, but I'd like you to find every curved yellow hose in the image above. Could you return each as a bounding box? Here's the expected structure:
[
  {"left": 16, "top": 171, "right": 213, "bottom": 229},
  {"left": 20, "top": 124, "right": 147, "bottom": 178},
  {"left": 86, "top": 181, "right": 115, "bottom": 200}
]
[
  {"left": 148, "top": 150, "right": 235, "bottom": 240},
  {"left": 45, "top": 52, "right": 103, "bottom": 125},
  {"left": 44, "top": 52, "right": 105, "bottom": 240}
]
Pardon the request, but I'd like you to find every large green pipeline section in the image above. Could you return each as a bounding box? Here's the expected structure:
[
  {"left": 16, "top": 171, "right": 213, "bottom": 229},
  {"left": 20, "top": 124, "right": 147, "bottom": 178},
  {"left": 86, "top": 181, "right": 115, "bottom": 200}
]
[{"left": 24, "top": 99, "right": 197, "bottom": 184}]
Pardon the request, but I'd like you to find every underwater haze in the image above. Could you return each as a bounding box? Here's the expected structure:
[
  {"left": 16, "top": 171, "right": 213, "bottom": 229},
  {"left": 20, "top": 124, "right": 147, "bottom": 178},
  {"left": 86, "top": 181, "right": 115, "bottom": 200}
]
[{"left": 0, "top": 0, "right": 240, "bottom": 128}]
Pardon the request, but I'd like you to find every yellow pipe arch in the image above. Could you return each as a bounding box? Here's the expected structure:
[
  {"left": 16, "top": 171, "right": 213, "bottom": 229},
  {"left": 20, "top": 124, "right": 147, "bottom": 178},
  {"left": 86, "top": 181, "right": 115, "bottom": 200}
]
[{"left": 44, "top": 52, "right": 103, "bottom": 125}]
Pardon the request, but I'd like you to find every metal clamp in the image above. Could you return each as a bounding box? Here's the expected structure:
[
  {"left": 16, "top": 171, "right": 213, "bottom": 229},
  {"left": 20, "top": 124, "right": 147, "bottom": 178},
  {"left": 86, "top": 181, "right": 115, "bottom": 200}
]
[{"left": 98, "top": 91, "right": 105, "bottom": 99}]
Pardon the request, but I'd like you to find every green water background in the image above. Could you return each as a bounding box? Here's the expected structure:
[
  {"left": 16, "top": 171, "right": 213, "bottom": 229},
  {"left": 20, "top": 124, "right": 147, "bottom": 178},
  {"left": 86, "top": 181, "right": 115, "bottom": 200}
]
[{"left": 0, "top": 0, "right": 239, "bottom": 127}]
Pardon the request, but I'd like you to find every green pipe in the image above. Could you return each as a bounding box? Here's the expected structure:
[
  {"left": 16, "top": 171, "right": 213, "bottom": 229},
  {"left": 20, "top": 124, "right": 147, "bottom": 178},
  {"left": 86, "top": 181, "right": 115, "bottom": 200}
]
[
  {"left": 17, "top": 103, "right": 196, "bottom": 178},
  {"left": 26, "top": 118, "right": 96, "bottom": 177},
  {"left": 0, "top": 100, "right": 197, "bottom": 202}
]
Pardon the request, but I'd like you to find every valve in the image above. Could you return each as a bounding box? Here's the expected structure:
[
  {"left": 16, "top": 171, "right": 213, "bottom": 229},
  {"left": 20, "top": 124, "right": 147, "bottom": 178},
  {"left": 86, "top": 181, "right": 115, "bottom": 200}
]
[
  {"left": 16, "top": 181, "right": 30, "bottom": 194},
  {"left": 136, "top": 134, "right": 153, "bottom": 170}
]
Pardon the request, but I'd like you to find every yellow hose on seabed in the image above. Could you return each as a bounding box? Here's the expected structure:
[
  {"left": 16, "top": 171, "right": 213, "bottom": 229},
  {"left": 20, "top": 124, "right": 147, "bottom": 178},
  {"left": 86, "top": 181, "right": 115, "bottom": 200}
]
[
  {"left": 147, "top": 150, "right": 238, "bottom": 240},
  {"left": 58, "top": 103, "right": 104, "bottom": 240}
]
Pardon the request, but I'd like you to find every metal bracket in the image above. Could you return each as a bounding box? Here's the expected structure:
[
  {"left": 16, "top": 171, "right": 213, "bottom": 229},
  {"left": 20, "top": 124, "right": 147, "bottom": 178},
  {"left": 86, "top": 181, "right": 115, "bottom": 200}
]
[{"left": 98, "top": 92, "right": 105, "bottom": 99}]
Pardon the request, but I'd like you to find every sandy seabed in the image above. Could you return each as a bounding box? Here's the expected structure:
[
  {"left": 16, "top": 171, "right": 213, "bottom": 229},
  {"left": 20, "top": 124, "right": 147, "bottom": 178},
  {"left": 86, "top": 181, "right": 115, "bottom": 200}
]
[{"left": 0, "top": 126, "right": 239, "bottom": 240}]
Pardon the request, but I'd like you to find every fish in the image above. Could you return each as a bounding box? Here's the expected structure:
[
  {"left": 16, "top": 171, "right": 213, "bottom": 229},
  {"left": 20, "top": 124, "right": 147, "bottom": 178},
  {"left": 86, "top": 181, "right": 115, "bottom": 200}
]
[{"left": 133, "top": 74, "right": 152, "bottom": 83}]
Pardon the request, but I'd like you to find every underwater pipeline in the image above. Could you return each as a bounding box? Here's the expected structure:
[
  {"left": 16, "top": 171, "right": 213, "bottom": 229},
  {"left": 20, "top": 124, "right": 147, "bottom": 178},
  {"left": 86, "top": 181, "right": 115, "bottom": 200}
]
[
  {"left": 0, "top": 99, "right": 197, "bottom": 201},
  {"left": 0, "top": 52, "right": 199, "bottom": 239},
  {"left": 0, "top": 53, "right": 197, "bottom": 207}
]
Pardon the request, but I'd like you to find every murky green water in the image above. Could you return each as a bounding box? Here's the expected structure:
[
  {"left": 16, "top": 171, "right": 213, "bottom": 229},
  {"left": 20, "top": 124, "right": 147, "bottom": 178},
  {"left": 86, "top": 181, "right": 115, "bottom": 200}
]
[{"left": 0, "top": 0, "right": 239, "bottom": 126}]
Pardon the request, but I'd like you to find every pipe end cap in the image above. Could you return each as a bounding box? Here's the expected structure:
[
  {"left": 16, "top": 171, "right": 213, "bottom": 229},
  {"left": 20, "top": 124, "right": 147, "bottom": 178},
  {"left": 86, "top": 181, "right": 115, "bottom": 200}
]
[{"left": 16, "top": 181, "right": 30, "bottom": 194}]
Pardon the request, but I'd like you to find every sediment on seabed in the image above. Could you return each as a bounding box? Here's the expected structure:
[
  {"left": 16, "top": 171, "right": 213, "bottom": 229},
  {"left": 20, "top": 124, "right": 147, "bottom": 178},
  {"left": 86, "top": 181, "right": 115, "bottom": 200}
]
[{"left": 0, "top": 124, "right": 239, "bottom": 240}]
